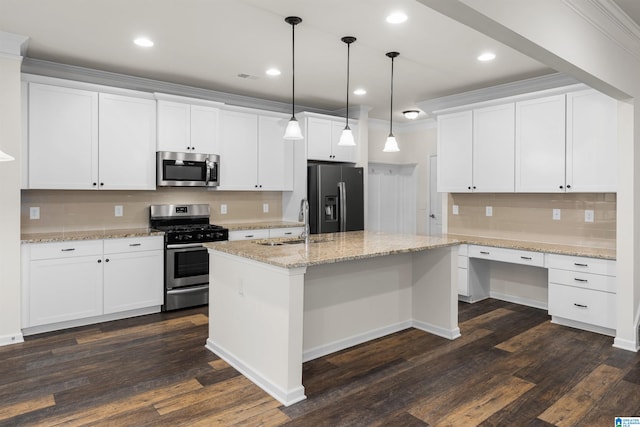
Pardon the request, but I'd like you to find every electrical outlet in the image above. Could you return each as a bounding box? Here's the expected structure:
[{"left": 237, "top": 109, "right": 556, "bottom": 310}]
[
  {"left": 29, "top": 207, "right": 40, "bottom": 220},
  {"left": 220, "top": 204, "right": 227, "bottom": 215},
  {"left": 552, "top": 209, "right": 561, "bottom": 220},
  {"left": 485, "top": 206, "right": 493, "bottom": 217},
  {"left": 585, "top": 209, "right": 594, "bottom": 223},
  {"left": 452, "top": 205, "right": 459, "bottom": 215},
  {"left": 114, "top": 205, "right": 123, "bottom": 217},
  {"left": 263, "top": 203, "right": 269, "bottom": 213}
]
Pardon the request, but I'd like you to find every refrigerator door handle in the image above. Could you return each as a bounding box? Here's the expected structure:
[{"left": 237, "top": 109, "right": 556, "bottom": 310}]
[{"left": 338, "top": 181, "right": 347, "bottom": 232}]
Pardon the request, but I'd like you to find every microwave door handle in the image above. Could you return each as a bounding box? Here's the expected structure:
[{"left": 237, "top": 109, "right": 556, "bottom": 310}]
[{"left": 205, "top": 160, "right": 212, "bottom": 186}]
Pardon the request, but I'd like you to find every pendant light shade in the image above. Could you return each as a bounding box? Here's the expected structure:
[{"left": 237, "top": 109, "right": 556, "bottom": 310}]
[
  {"left": 0, "top": 149, "right": 15, "bottom": 162},
  {"left": 338, "top": 36, "right": 356, "bottom": 147},
  {"left": 284, "top": 16, "right": 304, "bottom": 140},
  {"left": 383, "top": 51, "right": 400, "bottom": 152}
]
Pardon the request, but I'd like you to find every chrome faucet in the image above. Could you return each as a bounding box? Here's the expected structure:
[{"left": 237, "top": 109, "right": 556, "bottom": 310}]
[{"left": 299, "top": 198, "right": 310, "bottom": 245}]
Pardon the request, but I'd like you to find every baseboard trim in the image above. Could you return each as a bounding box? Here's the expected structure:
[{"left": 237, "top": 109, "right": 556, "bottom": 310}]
[
  {"left": 551, "top": 316, "right": 616, "bottom": 337},
  {"left": 0, "top": 332, "right": 24, "bottom": 347},
  {"left": 413, "top": 320, "right": 461, "bottom": 340},
  {"left": 490, "top": 291, "right": 548, "bottom": 310},
  {"left": 613, "top": 337, "right": 639, "bottom": 352},
  {"left": 205, "top": 339, "right": 306, "bottom": 407}
]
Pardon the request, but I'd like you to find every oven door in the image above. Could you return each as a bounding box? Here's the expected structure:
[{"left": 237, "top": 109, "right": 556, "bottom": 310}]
[{"left": 166, "top": 244, "right": 209, "bottom": 289}]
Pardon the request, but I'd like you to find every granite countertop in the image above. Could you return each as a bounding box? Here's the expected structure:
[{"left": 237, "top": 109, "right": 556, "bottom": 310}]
[
  {"left": 205, "top": 230, "right": 460, "bottom": 269},
  {"left": 217, "top": 220, "right": 304, "bottom": 231},
  {"left": 446, "top": 234, "right": 616, "bottom": 260},
  {"left": 21, "top": 228, "right": 164, "bottom": 244}
]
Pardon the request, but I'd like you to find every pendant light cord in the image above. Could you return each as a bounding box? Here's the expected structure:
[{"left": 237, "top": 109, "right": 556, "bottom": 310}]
[
  {"left": 291, "top": 22, "right": 296, "bottom": 118},
  {"left": 346, "top": 41, "right": 350, "bottom": 128},
  {"left": 389, "top": 55, "right": 394, "bottom": 136}
]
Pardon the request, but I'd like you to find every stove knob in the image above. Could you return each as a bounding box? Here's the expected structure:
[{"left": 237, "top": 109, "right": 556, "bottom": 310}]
[
  {"left": 196, "top": 233, "right": 204, "bottom": 240},
  {"left": 184, "top": 234, "right": 192, "bottom": 240}
]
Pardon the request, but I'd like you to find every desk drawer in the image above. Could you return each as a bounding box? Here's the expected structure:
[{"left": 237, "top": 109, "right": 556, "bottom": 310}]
[
  {"left": 546, "top": 254, "right": 616, "bottom": 276},
  {"left": 549, "top": 283, "right": 616, "bottom": 329},
  {"left": 468, "top": 245, "right": 544, "bottom": 267},
  {"left": 548, "top": 268, "right": 616, "bottom": 293}
]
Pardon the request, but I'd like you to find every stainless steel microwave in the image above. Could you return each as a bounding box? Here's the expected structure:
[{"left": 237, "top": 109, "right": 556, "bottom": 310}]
[{"left": 157, "top": 151, "right": 219, "bottom": 187}]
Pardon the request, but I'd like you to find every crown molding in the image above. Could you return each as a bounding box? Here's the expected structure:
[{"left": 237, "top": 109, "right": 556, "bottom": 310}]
[
  {"left": 563, "top": 0, "right": 640, "bottom": 63},
  {"left": 0, "top": 31, "right": 29, "bottom": 57}
]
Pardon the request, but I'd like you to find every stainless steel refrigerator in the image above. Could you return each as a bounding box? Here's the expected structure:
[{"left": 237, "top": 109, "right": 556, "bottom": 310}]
[{"left": 308, "top": 164, "right": 364, "bottom": 234}]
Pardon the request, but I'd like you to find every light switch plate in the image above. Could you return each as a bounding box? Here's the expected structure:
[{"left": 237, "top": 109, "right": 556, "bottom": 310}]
[
  {"left": 263, "top": 203, "right": 269, "bottom": 213},
  {"left": 452, "top": 205, "right": 459, "bottom": 215},
  {"left": 114, "top": 205, "right": 123, "bottom": 217},
  {"left": 221, "top": 204, "right": 227, "bottom": 215},
  {"left": 485, "top": 206, "right": 493, "bottom": 217},
  {"left": 29, "top": 207, "right": 40, "bottom": 220},
  {"left": 585, "top": 209, "right": 594, "bottom": 223},
  {"left": 552, "top": 209, "right": 561, "bottom": 220}
]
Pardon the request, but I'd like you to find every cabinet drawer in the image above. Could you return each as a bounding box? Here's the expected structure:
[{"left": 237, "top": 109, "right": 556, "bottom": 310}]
[
  {"left": 468, "top": 245, "right": 544, "bottom": 267},
  {"left": 546, "top": 254, "right": 616, "bottom": 276},
  {"left": 269, "top": 227, "right": 304, "bottom": 238},
  {"left": 104, "top": 236, "right": 164, "bottom": 254},
  {"left": 548, "top": 283, "right": 616, "bottom": 329},
  {"left": 548, "top": 268, "right": 616, "bottom": 294},
  {"left": 458, "top": 255, "right": 468, "bottom": 269},
  {"left": 28, "top": 240, "right": 103, "bottom": 260},
  {"left": 228, "top": 229, "right": 270, "bottom": 241}
]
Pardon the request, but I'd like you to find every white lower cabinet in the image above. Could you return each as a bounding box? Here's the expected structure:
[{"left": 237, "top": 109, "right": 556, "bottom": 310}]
[
  {"left": 22, "top": 236, "right": 164, "bottom": 332},
  {"left": 457, "top": 245, "right": 469, "bottom": 296},
  {"left": 228, "top": 227, "right": 304, "bottom": 241}
]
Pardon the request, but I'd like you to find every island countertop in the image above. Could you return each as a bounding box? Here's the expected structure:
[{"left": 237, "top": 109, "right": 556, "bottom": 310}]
[{"left": 204, "top": 231, "right": 460, "bottom": 268}]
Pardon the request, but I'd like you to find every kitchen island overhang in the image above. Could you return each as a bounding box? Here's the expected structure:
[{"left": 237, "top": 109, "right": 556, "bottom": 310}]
[{"left": 204, "top": 231, "right": 461, "bottom": 406}]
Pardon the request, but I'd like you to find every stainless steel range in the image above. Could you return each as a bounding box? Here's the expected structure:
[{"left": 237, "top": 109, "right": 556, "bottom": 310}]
[{"left": 150, "top": 204, "right": 228, "bottom": 311}]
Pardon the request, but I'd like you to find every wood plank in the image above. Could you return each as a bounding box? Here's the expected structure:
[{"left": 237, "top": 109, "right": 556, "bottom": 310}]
[
  {"left": 495, "top": 320, "right": 557, "bottom": 352},
  {"left": 209, "top": 359, "right": 231, "bottom": 370},
  {"left": 0, "top": 395, "right": 55, "bottom": 422},
  {"left": 538, "top": 364, "right": 626, "bottom": 426}
]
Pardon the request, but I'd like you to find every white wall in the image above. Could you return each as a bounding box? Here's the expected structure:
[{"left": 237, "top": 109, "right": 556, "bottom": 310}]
[{"left": 0, "top": 34, "right": 27, "bottom": 345}]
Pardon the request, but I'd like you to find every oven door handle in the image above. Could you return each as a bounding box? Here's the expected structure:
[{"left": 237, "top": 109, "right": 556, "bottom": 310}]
[
  {"left": 167, "top": 285, "right": 209, "bottom": 295},
  {"left": 167, "top": 243, "right": 205, "bottom": 249}
]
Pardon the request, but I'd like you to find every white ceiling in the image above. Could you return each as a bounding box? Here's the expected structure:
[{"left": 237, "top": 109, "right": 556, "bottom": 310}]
[{"left": 0, "top": 0, "right": 559, "bottom": 121}]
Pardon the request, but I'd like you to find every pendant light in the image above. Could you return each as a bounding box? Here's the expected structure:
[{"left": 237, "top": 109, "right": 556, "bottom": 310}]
[
  {"left": 338, "top": 36, "right": 356, "bottom": 147},
  {"left": 0, "top": 149, "right": 15, "bottom": 162},
  {"left": 383, "top": 51, "right": 400, "bottom": 152},
  {"left": 283, "top": 16, "right": 304, "bottom": 140}
]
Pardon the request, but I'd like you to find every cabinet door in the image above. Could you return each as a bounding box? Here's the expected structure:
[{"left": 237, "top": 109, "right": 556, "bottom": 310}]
[
  {"left": 566, "top": 90, "right": 617, "bottom": 192},
  {"left": 257, "top": 115, "right": 293, "bottom": 191},
  {"left": 157, "top": 100, "right": 191, "bottom": 152},
  {"left": 306, "top": 117, "right": 333, "bottom": 160},
  {"left": 191, "top": 104, "right": 220, "bottom": 154},
  {"left": 219, "top": 110, "right": 258, "bottom": 190},
  {"left": 473, "top": 103, "right": 515, "bottom": 192},
  {"left": 515, "top": 95, "right": 566, "bottom": 192},
  {"left": 99, "top": 93, "right": 157, "bottom": 190},
  {"left": 103, "top": 250, "right": 164, "bottom": 314},
  {"left": 28, "top": 83, "right": 98, "bottom": 189},
  {"left": 437, "top": 110, "right": 473, "bottom": 192},
  {"left": 28, "top": 255, "right": 103, "bottom": 327},
  {"left": 331, "top": 120, "right": 357, "bottom": 163}
]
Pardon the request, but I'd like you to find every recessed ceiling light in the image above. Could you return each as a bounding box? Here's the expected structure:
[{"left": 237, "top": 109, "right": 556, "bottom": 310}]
[
  {"left": 403, "top": 110, "right": 420, "bottom": 120},
  {"left": 477, "top": 52, "right": 496, "bottom": 61},
  {"left": 353, "top": 88, "right": 367, "bottom": 96},
  {"left": 266, "top": 68, "right": 281, "bottom": 76},
  {"left": 134, "top": 37, "right": 154, "bottom": 47},
  {"left": 386, "top": 12, "right": 408, "bottom": 24}
]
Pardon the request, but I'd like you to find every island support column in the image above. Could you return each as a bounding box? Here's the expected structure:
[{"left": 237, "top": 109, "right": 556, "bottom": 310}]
[{"left": 206, "top": 251, "right": 307, "bottom": 406}]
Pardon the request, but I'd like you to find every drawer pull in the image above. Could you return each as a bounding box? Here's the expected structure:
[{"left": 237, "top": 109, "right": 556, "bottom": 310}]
[
  {"left": 245, "top": 235, "right": 254, "bottom": 238},
  {"left": 61, "top": 248, "right": 76, "bottom": 252},
  {"left": 284, "top": 232, "right": 293, "bottom": 235},
  {"left": 573, "top": 303, "right": 588, "bottom": 308},
  {"left": 520, "top": 256, "right": 532, "bottom": 260},
  {"left": 574, "top": 278, "right": 588, "bottom": 283},
  {"left": 574, "top": 263, "right": 588, "bottom": 267},
  {"left": 129, "top": 243, "right": 142, "bottom": 247},
  {"left": 480, "top": 251, "right": 490, "bottom": 255}
]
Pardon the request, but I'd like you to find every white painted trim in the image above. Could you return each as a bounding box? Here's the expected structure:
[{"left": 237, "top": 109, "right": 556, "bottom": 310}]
[
  {"left": 206, "top": 339, "right": 307, "bottom": 407},
  {"left": 303, "top": 320, "right": 413, "bottom": 362},
  {"left": 613, "top": 337, "right": 639, "bottom": 352},
  {"left": 0, "top": 332, "right": 24, "bottom": 347},
  {"left": 412, "top": 319, "right": 461, "bottom": 340},
  {"left": 551, "top": 316, "right": 616, "bottom": 338},
  {"left": 22, "top": 306, "right": 161, "bottom": 336},
  {"left": 490, "top": 291, "right": 548, "bottom": 311},
  {"left": 0, "top": 31, "right": 29, "bottom": 56},
  {"left": 154, "top": 92, "right": 224, "bottom": 108},
  {"left": 23, "top": 73, "right": 156, "bottom": 99}
]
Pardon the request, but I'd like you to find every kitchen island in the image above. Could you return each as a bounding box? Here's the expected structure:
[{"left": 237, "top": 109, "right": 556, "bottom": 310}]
[{"left": 204, "top": 231, "right": 460, "bottom": 406}]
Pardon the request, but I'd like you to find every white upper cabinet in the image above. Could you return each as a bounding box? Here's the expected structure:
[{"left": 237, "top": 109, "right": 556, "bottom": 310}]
[
  {"left": 306, "top": 114, "right": 357, "bottom": 163},
  {"left": 99, "top": 93, "right": 156, "bottom": 190},
  {"left": 156, "top": 96, "right": 222, "bottom": 154},
  {"left": 28, "top": 82, "right": 156, "bottom": 190},
  {"left": 566, "top": 90, "right": 618, "bottom": 192},
  {"left": 473, "top": 103, "right": 515, "bottom": 192},
  {"left": 515, "top": 94, "right": 566, "bottom": 192},
  {"left": 219, "top": 109, "right": 293, "bottom": 191},
  {"left": 437, "top": 110, "right": 473, "bottom": 192},
  {"left": 28, "top": 83, "right": 99, "bottom": 189}
]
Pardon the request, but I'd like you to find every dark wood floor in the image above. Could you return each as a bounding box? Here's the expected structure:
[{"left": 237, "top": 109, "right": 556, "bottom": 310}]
[{"left": 1, "top": 299, "right": 639, "bottom": 426}]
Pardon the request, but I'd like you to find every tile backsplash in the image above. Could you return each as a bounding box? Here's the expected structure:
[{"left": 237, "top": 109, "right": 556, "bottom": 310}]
[
  {"left": 21, "top": 189, "right": 283, "bottom": 233},
  {"left": 447, "top": 193, "right": 616, "bottom": 249}
]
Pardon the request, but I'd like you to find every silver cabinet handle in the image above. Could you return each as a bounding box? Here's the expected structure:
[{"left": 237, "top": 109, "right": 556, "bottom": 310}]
[
  {"left": 574, "top": 263, "right": 588, "bottom": 267},
  {"left": 521, "top": 256, "right": 532, "bottom": 260},
  {"left": 480, "top": 251, "right": 490, "bottom": 255},
  {"left": 573, "top": 303, "right": 588, "bottom": 308},
  {"left": 129, "top": 243, "right": 142, "bottom": 247},
  {"left": 574, "top": 278, "right": 588, "bottom": 283},
  {"left": 61, "top": 248, "right": 76, "bottom": 252},
  {"left": 245, "top": 235, "right": 254, "bottom": 238}
]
